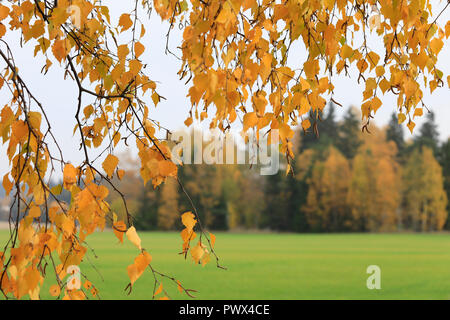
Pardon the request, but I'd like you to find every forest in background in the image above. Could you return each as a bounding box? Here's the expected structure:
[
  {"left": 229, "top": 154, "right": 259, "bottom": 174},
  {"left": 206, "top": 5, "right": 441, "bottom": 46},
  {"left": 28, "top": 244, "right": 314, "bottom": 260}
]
[
  {"left": 9, "top": 104, "right": 447, "bottom": 233},
  {"left": 99, "top": 104, "right": 449, "bottom": 233}
]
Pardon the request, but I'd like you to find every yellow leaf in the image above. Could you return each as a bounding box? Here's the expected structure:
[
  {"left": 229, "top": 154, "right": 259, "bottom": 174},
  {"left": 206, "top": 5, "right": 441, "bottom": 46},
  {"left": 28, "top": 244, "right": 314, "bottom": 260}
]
[
  {"left": 209, "top": 232, "right": 216, "bottom": 248},
  {"left": 243, "top": 112, "right": 258, "bottom": 131},
  {"left": 201, "top": 253, "right": 211, "bottom": 266},
  {"left": 49, "top": 285, "right": 61, "bottom": 297},
  {"left": 113, "top": 221, "right": 127, "bottom": 243},
  {"left": 119, "top": 14, "right": 133, "bottom": 31},
  {"left": 154, "top": 283, "right": 163, "bottom": 297},
  {"left": 216, "top": 4, "right": 232, "bottom": 24},
  {"left": 413, "top": 108, "right": 423, "bottom": 118},
  {"left": 135, "top": 251, "right": 152, "bottom": 274},
  {"left": 301, "top": 119, "right": 311, "bottom": 131},
  {"left": 181, "top": 211, "right": 196, "bottom": 230},
  {"left": 177, "top": 280, "right": 183, "bottom": 293},
  {"left": 117, "top": 45, "right": 129, "bottom": 61},
  {"left": 29, "top": 206, "right": 41, "bottom": 219},
  {"left": 191, "top": 241, "right": 205, "bottom": 264},
  {"left": 181, "top": 228, "right": 196, "bottom": 243},
  {"left": 50, "top": 184, "right": 63, "bottom": 195},
  {"left": 340, "top": 44, "right": 353, "bottom": 59},
  {"left": 126, "top": 226, "right": 142, "bottom": 250},
  {"left": 371, "top": 97, "right": 382, "bottom": 114},
  {"left": 407, "top": 120, "right": 416, "bottom": 133},
  {"left": 28, "top": 112, "right": 42, "bottom": 130},
  {"left": 127, "top": 264, "right": 139, "bottom": 285},
  {"left": 367, "top": 52, "right": 380, "bottom": 70},
  {"left": 2, "top": 174, "right": 13, "bottom": 195},
  {"left": 102, "top": 154, "right": 119, "bottom": 178},
  {"left": 52, "top": 39, "right": 68, "bottom": 63},
  {"left": 63, "top": 164, "right": 77, "bottom": 190},
  {"left": 0, "top": 5, "right": 9, "bottom": 21},
  {"left": 184, "top": 117, "right": 193, "bottom": 127},
  {"left": 134, "top": 42, "right": 145, "bottom": 58},
  {"left": 379, "top": 79, "right": 390, "bottom": 93},
  {"left": 127, "top": 252, "right": 151, "bottom": 286},
  {"left": 159, "top": 160, "right": 177, "bottom": 177},
  {"left": 300, "top": 77, "right": 310, "bottom": 91},
  {"left": 303, "top": 59, "right": 319, "bottom": 79},
  {"left": 375, "top": 66, "right": 385, "bottom": 77},
  {"left": 430, "top": 38, "right": 443, "bottom": 55},
  {"left": 129, "top": 60, "right": 142, "bottom": 75},
  {"left": 152, "top": 92, "right": 160, "bottom": 106}
]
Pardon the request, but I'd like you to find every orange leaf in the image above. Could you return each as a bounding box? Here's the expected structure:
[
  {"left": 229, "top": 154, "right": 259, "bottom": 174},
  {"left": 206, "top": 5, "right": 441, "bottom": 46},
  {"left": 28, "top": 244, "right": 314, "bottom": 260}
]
[
  {"left": 209, "top": 232, "right": 216, "bottom": 248},
  {"left": 191, "top": 241, "right": 205, "bottom": 264},
  {"left": 119, "top": 14, "right": 133, "bottom": 31},
  {"left": 49, "top": 285, "right": 61, "bottom": 297},
  {"left": 113, "top": 221, "right": 127, "bottom": 243},
  {"left": 63, "top": 164, "right": 77, "bottom": 190},
  {"left": 134, "top": 42, "right": 145, "bottom": 58},
  {"left": 117, "top": 169, "right": 125, "bottom": 180},
  {"left": 181, "top": 212, "right": 196, "bottom": 230},
  {"left": 154, "top": 282, "right": 163, "bottom": 297},
  {"left": 102, "top": 154, "right": 119, "bottom": 178}
]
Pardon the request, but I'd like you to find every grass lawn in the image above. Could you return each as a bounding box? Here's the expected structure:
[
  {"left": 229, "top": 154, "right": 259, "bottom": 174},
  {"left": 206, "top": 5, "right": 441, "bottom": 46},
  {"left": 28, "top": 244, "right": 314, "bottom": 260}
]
[{"left": 1, "top": 231, "right": 450, "bottom": 300}]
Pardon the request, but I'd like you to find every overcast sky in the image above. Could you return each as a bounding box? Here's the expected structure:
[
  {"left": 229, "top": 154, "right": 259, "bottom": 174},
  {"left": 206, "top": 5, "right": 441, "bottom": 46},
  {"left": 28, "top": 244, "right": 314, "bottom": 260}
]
[{"left": 0, "top": 1, "right": 449, "bottom": 177}]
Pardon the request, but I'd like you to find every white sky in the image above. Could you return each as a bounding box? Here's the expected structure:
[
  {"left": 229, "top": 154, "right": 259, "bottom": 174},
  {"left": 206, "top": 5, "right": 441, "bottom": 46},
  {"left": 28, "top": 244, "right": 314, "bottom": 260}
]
[{"left": 0, "top": 0, "right": 449, "bottom": 177}]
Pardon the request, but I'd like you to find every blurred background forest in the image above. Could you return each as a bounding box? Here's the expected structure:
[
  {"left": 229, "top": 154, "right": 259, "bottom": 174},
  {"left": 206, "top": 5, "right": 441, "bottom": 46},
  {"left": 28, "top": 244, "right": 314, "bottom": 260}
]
[{"left": 1, "top": 104, "right": 449, "bottom": 233}]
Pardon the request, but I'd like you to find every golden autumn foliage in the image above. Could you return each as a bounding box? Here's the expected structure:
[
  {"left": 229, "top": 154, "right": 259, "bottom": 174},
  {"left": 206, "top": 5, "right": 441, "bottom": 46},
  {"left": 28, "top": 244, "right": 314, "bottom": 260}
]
[
  {"left": 348, "top": 127, "right": 401, "bottom": 231},
  {"left": 404, "top": 147, "right": 448, "bottom": 231},
  {"left": 0, "top": 0, "right": 447, "bottom": 299},
  {"left": 303, "top": 146, "right": 352, "bottom": 231}
]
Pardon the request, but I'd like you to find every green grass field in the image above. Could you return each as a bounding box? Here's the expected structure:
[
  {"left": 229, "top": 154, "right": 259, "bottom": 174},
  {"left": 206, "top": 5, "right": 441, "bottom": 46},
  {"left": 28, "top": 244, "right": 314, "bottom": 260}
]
[{"left": 2, "top": 231, "right": 450, "bottom": 300}]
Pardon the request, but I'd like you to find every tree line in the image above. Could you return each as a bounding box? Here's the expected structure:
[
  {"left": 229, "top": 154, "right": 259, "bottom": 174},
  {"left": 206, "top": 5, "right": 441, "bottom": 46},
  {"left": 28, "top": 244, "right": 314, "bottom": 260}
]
[{"left": 107, "top": 104, "right": 449, "bottom": 233}]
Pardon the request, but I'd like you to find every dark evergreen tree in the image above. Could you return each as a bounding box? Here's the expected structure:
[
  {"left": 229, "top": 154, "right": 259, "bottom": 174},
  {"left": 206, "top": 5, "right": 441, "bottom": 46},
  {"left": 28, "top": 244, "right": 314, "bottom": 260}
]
[
  {"left": 300, "top": 101, "right": 338, "bottom": 153},
  {"left": 439, "top": 138, "right": 450, "bottom": 230},
  {"left": 386, "top": 112, "right": 405, "bottom": 153},
  {"left": 285, "top": 173, "right": 309, "bottom": 232},
  {"left": 413, "top": 111, "right": 439, "bottom": 155},
  {"left": 336, "top": 107, "right": 362, "bottom": 159},
  {"left": 134, "top": 185, "right": 159, "bottom": 230},
  {"left": 261, "top": 170, "right": 289, "bottom": 230},
  {"left": 210, "top": 191, "right": 229, "bottom": 230}
]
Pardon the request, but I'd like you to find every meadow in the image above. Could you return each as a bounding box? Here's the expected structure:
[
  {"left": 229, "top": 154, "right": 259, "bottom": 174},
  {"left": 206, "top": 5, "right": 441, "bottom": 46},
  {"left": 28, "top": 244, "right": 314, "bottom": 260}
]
[{"left": 1, "top": 231, "right": 450, "bottom": 300}]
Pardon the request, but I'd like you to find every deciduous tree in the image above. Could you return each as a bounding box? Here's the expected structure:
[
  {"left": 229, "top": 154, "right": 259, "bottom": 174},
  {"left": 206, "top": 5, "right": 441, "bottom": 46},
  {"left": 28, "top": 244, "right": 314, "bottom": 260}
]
[
  {"left": 303, "top": 146, "right": 351, "bottom": 232},
  {"left": 404, "top": 147, "right": 448, "bottom": 231}
]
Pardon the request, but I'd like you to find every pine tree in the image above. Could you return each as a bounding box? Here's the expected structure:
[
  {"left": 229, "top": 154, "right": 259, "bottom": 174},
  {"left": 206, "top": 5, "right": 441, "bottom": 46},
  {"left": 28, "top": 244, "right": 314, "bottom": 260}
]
[
  {"left": 300, "top": 102, "right": 338, "bottom": 153},
  {"left": 386, "top": 112, "right": 406, "bottom": 157},
  {"left": 134, "top": 185, "right": 159, "bottom": 231},
  {"left": 336, "top": 106, "right": 362, "bottom": 159},
  {"left": 262, "top": 171, "right": 288, "bottom": 231},
  {"left": 413, "top": 111, "right": 439, "bottom": 156},
  {"left": 439, "top": 139, "right": 450, "bottom": 229}
]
